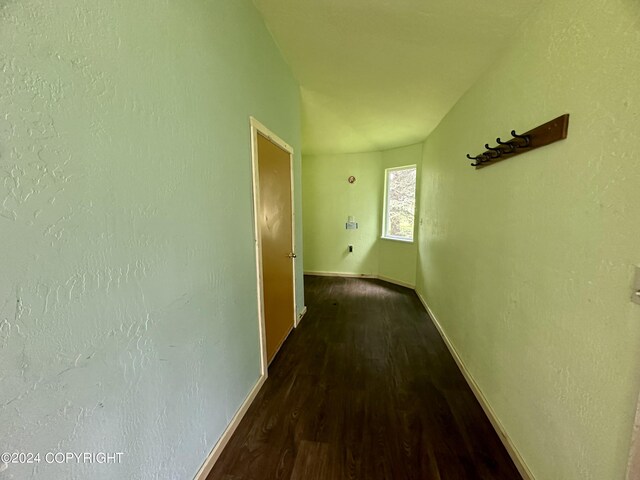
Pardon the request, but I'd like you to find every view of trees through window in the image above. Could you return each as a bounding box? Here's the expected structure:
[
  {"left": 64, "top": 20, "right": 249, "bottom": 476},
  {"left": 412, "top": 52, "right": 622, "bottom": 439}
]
[{"left": 384, "top": 166, "right": 416, "bottom": 241}]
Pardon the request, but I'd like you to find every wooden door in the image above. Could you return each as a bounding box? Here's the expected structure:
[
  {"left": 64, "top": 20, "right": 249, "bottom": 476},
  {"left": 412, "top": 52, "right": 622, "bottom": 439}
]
[{"left": 256, "top": 131, "right": 295, "bottom": 365}]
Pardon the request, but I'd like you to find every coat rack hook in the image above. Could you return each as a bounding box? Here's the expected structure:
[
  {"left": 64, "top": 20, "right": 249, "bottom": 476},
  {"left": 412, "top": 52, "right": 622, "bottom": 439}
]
[
  {"left": 485, "top": 144, "right": 503, "bottom": 158},
  {"left": 510, "top": 130, "right": 531, "bottom": 148},
  {"left": 467, "top": 154, "right": 484, "bottom": 166},
  {"left": 496, "top": 137, "right": 516, "bottom": 153}
]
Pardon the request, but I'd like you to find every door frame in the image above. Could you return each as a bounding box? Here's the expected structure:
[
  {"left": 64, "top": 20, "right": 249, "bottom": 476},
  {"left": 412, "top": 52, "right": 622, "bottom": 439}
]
[{"left": 249, "top": 116, "right": 297, "bottom": 376}]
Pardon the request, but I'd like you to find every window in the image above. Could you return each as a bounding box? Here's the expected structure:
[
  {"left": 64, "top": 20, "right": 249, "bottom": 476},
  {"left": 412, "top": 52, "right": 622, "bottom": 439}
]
[{"left": 382, "top": 165, "right": 417, "bottom": 242}]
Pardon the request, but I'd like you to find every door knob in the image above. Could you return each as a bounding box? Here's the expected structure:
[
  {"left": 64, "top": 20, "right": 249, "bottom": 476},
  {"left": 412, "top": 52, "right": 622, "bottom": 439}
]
[{"left": 288, "top": 253, "right": 297, "bottom": 258}]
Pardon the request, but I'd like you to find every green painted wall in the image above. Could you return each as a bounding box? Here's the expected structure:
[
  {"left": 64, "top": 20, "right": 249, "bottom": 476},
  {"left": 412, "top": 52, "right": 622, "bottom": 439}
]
[
  {"left": 415, "top": 0, "right": 640, "bottom": 478},
  {"left": 303, "top": 152, "right": 383, "bottom": 276},
  {"left": 303, "top": 144, "right": 421, "bottom": 286},
  {"left": 0, "top": 1, "right": 302, "bottom": 478}
]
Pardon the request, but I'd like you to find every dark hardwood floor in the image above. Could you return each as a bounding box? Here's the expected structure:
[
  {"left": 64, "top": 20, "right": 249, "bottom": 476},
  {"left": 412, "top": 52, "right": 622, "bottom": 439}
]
[{"left": 207, "top": 275, "right": 521, "bottom": 480}]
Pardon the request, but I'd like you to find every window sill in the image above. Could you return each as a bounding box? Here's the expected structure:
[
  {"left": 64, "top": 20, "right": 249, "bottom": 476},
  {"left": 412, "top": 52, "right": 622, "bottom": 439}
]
[{"left": 381, "top": 236, "right": 414, "bottom": 244}]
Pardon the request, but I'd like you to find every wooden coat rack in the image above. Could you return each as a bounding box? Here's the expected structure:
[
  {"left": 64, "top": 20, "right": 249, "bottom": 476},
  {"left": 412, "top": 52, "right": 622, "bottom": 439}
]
[{"left": 467, "top": 114, "right": 569, "bottom": 169}]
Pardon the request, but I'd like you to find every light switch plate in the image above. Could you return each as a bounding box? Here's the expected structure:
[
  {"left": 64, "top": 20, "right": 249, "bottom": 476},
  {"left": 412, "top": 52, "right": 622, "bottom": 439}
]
[{"left": 632, "top": 266, "right": 640, "bottom": 305}]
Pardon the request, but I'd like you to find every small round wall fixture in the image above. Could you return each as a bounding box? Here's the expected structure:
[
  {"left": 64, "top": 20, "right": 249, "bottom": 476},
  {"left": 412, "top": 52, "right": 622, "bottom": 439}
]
[{"left": 348, "top": 176, "right": 356, "bottom": 184}]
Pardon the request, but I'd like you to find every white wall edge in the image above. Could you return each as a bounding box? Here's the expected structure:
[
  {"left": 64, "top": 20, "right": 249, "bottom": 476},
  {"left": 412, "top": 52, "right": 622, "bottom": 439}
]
[
  {"left": 304, "top": 271, "right": 415, "bottom": 289},
  {"left": 193, "top": 373, "right": 267, "bottom": 480},
  {"left": 298, "top": 305, "right": 308, "bottom": 324},
  {"left": 414, "top": 290, "right": 535, "bottom": 480}
]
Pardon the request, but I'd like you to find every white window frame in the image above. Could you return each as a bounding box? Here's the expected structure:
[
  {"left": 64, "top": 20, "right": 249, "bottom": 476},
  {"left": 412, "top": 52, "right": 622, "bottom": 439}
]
[{"left": 382, "top": 164, "right": 417, "bottom": 243}]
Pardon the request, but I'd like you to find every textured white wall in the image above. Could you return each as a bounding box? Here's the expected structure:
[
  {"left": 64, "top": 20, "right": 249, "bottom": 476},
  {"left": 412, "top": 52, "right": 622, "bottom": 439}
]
[{"left": 0, "top": 1, "right": 302, "bottom": 479}]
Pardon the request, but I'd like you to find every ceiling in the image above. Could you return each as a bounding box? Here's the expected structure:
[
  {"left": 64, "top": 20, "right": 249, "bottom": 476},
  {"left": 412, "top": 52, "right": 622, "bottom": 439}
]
[{"left": 253, "top": 0, "right": 539, "bottom": 155}]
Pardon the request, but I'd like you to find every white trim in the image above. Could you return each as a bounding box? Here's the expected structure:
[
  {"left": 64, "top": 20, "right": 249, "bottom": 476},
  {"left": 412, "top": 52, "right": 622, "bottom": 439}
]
[
  {"left": 193, "top": 374, "right": 266, "bottom": 480},
  {"left": 380, "top": 236, "right": 414, "bottom": 244},
  {"left": 304, "top": 271, "right": 415, "bottom": 289},
  {"left": 288, "top": 133, "right": 299, "bottom": 328},
  {"left": 298, "top": 305, "right": 308, "bottom": 323},
  {"left": 304, "top": 271, "right": 377, "bottom": 279},
  {"left": 382, "top": 164, "right": 417, "bottom": 242},
  {"left": 249, "top": 117, "right": 297, "bottom": 370},
  {"left": 377, "top": 274, "right": 415, "bottom": 289},
  {"left": 249, "top": 119, "right": 268, "bottom": 376},
  {"left": 250, "top": 117, "right": 293, "bottom": 153},
  {"left": 413, "top": 290, "right": 534, "bottom": 480}
]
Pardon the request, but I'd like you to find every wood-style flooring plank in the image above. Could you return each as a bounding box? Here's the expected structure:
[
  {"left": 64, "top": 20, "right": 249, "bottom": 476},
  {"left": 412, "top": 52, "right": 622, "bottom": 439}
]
[
  {"left": 289, "top": 441, "right": 333, "bottom": 480},
  {"left": 207, "top": 275, "right": 521, "bottom": 480}
]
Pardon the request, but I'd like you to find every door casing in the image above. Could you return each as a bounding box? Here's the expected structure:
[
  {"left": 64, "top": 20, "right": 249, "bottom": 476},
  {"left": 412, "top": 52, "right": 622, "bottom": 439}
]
[{"left": 249, "top": 116, "right": 297, "bottom": 375}]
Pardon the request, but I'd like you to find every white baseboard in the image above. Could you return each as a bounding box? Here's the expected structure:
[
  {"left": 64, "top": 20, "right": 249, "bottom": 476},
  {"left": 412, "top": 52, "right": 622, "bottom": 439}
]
[
  {"left": 304, "top": 270, "right": 377, "bottom": 279},
  {"left": 304, "top": 271, "right": 415, "bottom": 289},
  {"left": 297, "top": 305, "right": 308, "bottom": 324},
  {"left": 377, "top": 274, "right": 415, "bottom": 289},
  {"left": 414, "top": 290, "right": 534, "bottom": 480},
  {"left": 194, "top": 374, "right": 267, "bottom": 480}
]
